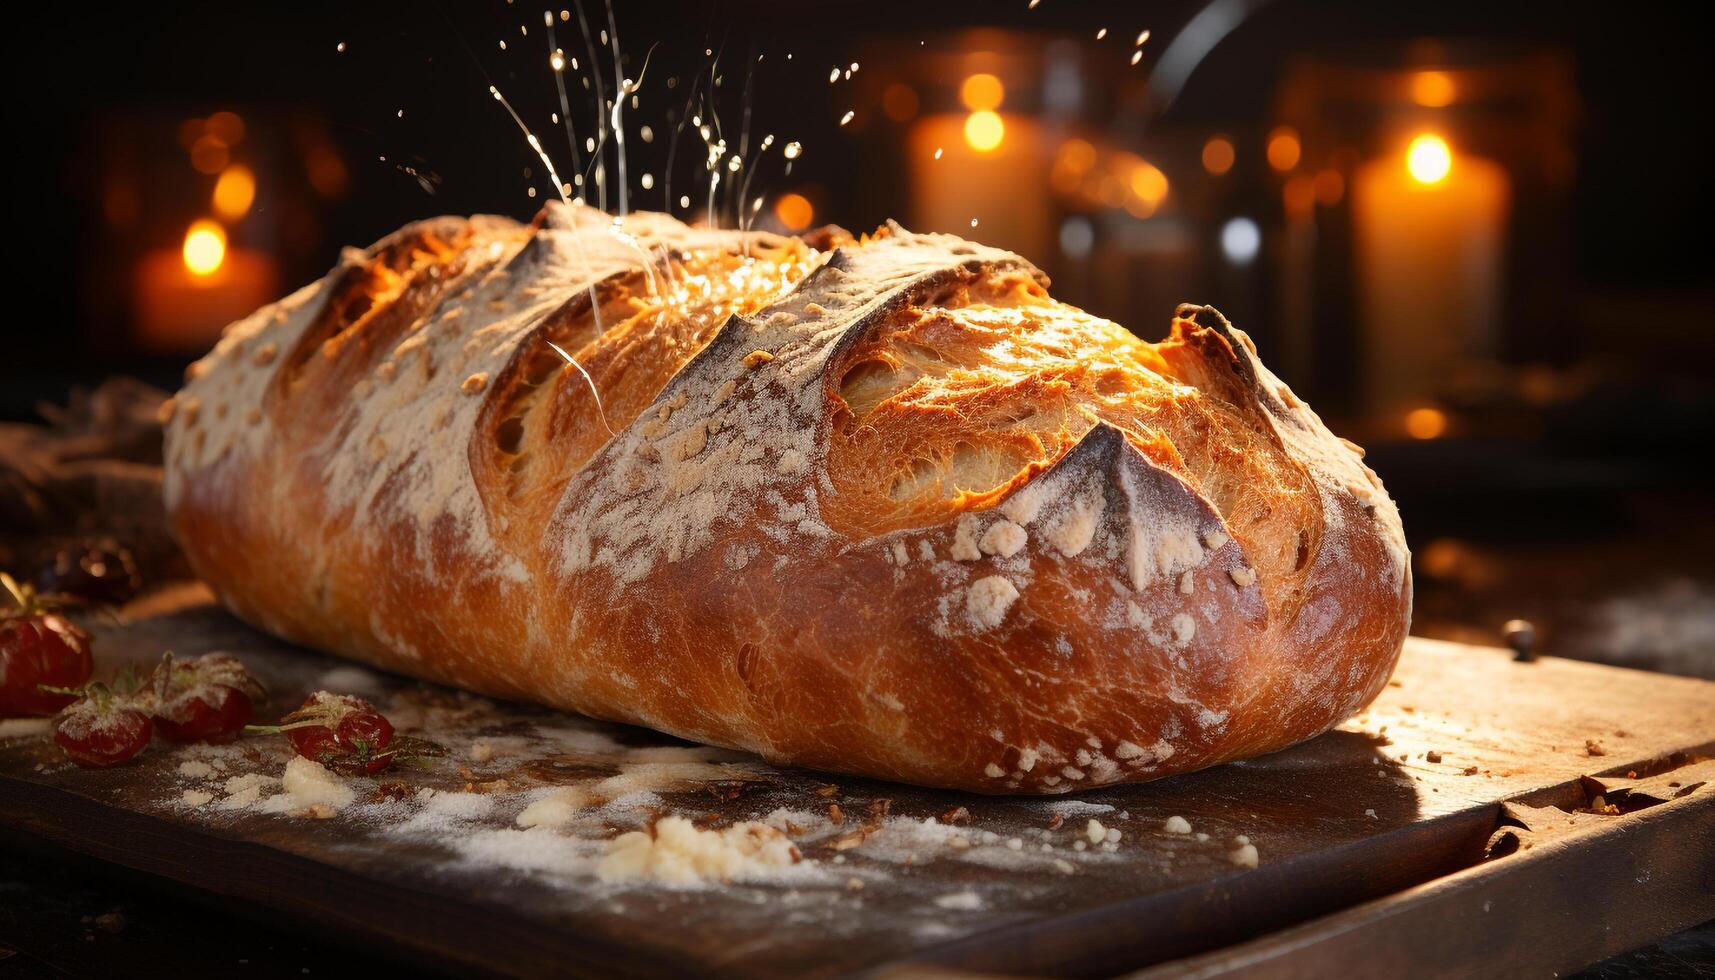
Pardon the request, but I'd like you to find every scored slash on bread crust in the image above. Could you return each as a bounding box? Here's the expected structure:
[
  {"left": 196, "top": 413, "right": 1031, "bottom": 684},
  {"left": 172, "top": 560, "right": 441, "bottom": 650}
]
[{"left": 162, "top": 202, "right": 1411, "bottom": 794}]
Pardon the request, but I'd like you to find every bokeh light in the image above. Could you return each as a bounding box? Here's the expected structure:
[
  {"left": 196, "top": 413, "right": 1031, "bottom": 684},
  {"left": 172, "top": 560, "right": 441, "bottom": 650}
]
[
  {"left": 1411, "top": 71, "right": 1456, "bottom": 107},
  {"left": 1405, "top": 406, "right": 1449, "bottom": 439},
  {"left": 213, "top": 165, "right": 256, "bottom": 220},
  {"left": 1201, "top": 136, "right": 1235, "bottom": 175},
  {"left": 773, "top": 192, "right": 814, "bottom": 231},
  {"left": 963, "top": 110, "right": 1005, "bottom": 153},
  {"left": 959, "top": 73, "right": 1005, "bottom": 111},
  {"left": 1266, "top": 127, "right": 1301, "bottom": 172},
  {"left": 1220, "top": 217, "right": 1261, "bottom": 265},
  {"left": 182, "top": 220, "right": 227, "bottom": 277},
  {"left": 1407, "top": 133, "right": 1452, "bottom": 184}
]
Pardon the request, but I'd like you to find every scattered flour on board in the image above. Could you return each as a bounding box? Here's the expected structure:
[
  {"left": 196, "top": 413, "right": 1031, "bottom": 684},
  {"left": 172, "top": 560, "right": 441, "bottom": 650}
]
[{"left": 599, "top": 816, "right": 804, "bottom": 886}]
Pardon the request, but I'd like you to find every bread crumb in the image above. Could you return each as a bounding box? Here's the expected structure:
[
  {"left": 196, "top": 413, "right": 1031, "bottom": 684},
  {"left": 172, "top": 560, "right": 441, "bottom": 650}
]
[
  {"left": 1203, "top": 529, "right": 1229, "bottom": 549},
  {"left": 1584, "top": 740, "right": 1607, "bottom": 757},
  {"left": 1230, "top": 842, "right": 1260, "bottom": 868},
  {"left": 516, "top": 787, "right": 590, "bottom": 829},
  {"left": 966, "top": 575, "right": 1019, "bottom": 630},
  {"left": 178, "top": 760, "right": 218, "bottom": 780},
  {"left": 1045, "top": 494, "right": 1101, "bottom": 557},
  {"left": 934, "top": 890, "right": 982, "bottom": 910},
  {"left": 979, "top": 520, "right": 1027, "bottom": 558},
  {"left": 180, "top": 789, "right": 214, "bottom": 807},
  {"left": 468, "top": 742, "right": 494, "bottom": 763},
  {"left": 220, "top": 772, "right": 276, "bottom": 808},
  {"left": 950, "top": 515, "right": 982, "bottom": 561},
  {"left": 599, "top": 816, "right": 799, "bottom": 885},
  {"left": 983, "top": 762, "right": 1006, "bottom": 778},
  {"left": 1000, "top": 483, "right": 1044, "bottom": 525},
  {"left": 742, "top": 349, "right": 775, "bottom": 367},
  {"left": 461, "top": 372, "right": 489, "bottom": 395},
  {"left": 1085, "top": 819, "right": 1107, "bottom": 844},
  {"left": 1163, "top": 815, "right": 1192, "bottom": 834},
  {"left": 1229, "top": 566, "right": 1257, "bottom": 588},
  {"left": 1179, "top": 571, "right": 1195, "bottom": 595},
  {"left": 281, "top": 756, "right": 355, "bottom": 811}
]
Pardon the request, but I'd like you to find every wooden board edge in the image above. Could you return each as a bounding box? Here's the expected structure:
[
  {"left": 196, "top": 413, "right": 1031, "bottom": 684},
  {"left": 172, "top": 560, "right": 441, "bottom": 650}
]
[
  {"left": 0, "top": 776, "right": 700, "bottom": 980},
  {"left": 871, "top": 807, "right": 1502, "bottom": 977},
  {"left": 1128, "top": 790, "right": 1715, "bottom": 980}
]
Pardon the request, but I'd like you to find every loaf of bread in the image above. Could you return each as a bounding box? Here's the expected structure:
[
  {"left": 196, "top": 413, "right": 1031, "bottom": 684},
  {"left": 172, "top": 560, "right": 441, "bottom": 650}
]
[{"left": 162, "top": 203, "right": 1410, "bottom": 793}]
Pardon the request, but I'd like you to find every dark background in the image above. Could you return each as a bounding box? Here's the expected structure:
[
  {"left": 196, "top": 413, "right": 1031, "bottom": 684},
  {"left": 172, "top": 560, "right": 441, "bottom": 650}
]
[
  {"left": 4, "top": 0, "right": 1714, "bottom": 668},
  {"left": 2, "top": 4, "right": 1714, "bottom": 975}
]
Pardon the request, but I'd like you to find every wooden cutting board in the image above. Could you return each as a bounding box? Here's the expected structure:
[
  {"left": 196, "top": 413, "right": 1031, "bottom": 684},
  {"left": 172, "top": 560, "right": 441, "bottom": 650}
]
[{"left": 2, "top": 586, "right": 1712, "bottom": 978}]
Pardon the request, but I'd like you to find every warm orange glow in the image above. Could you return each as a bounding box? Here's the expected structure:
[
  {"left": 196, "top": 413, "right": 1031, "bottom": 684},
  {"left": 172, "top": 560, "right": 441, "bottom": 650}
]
[
  {"left": 190, "top": 135, "right": 230, "bottom": 175},
  {"left": 177, "top": 119, "right": 205, "bottom": 151},
  {"left": 882, "top": 83, "right": 920, "bottom": 122},
  {"left": 183, "top": 220, "right": 227, "bottom": 277},
  {"left": 1313, "top": 168, "right": 1345, "bottom": 205},
  {"left": 1057, "top": 139, "right": 1097, "bottom": 172},
  {"left": 1128, "top": 162, "right": 1168, "bottom": 206},
  {"left": 1266, "top": 127, "right": 1301, "bottom": 172},
  {"left": 1410, "top": 71, "right": 1456, "bottom": 108},
  {"left": 212, "top": 165, "right": 256, "bottom": 219},
  {"left": 206, "top": 111, "right": 246, "bottom": 146},
  {"left": 306, "top": 145, "right": 350, "bottom": 198},
  {"left": 1404, "top": 407, "right": 1448, "bottom": 440},
  {"left": 1283, "top": 174, "right": 1315, "bottom": 216},
  {"left": 1418, "top": 538, "right": 1462, "bottom": 578},
  {"left": 1201, "top": 135, "right": 1235, "bottom": 175},
  {"left": 959, "top": 73, "right": 1005, "bottom": 111},
  {"left": 963, "top": 110, "right": 1005, "bottom": 152},
  {"left": 1097, "top": 174, "right": 1125, "bottom": 208},
  {"left": 773, "top": 192, "right": 814, "bottom": 231},
  {"left": 1407, "top": 133, "right": 1452, "bottom": 184}
]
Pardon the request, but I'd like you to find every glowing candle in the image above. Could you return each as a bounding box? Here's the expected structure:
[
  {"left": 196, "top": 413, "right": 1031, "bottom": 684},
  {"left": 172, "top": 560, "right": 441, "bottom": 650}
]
[
  {"left": 1353, "top": 132, "right": 1508, "bottom": 415},
  {"left": 134, "top": 220, "right": 277, "bottom": 352},
  {"left": 907, "top": 112, "right": 1047, "bottom": 253}
]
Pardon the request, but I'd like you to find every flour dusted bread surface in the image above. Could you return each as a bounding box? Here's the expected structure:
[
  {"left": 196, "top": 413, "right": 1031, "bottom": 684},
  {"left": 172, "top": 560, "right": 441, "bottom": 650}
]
[{"left": 163, "top": 202, "right": 1410, "bottom": 794}]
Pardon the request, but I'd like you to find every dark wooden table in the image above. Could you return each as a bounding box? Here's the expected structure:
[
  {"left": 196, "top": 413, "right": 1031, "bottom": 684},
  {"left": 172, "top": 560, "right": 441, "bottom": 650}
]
[{"left": 2, "top": 588, "right": 1712, "bottom": 978}]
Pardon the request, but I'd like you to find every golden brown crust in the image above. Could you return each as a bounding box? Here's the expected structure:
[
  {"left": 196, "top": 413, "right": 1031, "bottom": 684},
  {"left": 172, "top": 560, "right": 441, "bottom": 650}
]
[{"left": 163, "top": 204, "right": 1410, "bottom": 794}]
